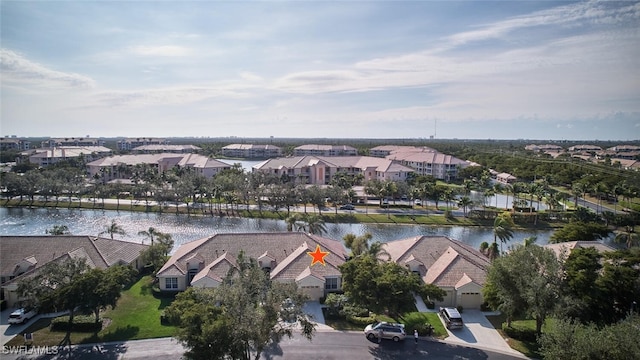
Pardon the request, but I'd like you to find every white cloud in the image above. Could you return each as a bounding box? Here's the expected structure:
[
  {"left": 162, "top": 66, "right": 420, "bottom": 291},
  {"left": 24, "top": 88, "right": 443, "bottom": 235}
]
[
  {"left": 96, "top": 86, "right": 247, "bottom": 107},
  {"left": 0, "top": 49, "right": 95, "bottom": 89}
]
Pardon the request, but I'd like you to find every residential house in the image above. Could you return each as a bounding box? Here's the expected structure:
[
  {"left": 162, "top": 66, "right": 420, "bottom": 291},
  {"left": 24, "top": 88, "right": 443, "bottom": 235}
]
[
  {"left": 156, "top": 232, "right": 348, "bottom": 301},
  {"left": 543, "top": 241, "right": 616, "bottom": 261},
  {"left": 41, "top": 137, "right": 106, "bottom": 148},
  {"left": 525, "top": 144, "right": 564, "bottom": 152},
  {"left": 568, "top": 145, "right": 602, "bottom": 152},
  {"left": 0, "top": 236, "right": 149, "bottom": 307},
  {"left": 19, "top": 146, "right": 112, "bottom": 168},
  {"left": 221, "top": 144, "right": 282, "bottom": 158},
  {"left": 86, "top": 153, "right": 231, "bottom": 182},
  {"left": 117, "top": 138, "right": 170, "bottom": 151},
  {"left": 495, "top": 172, "right": 517, "bottom": 184},
  {"left": 294, "top": 145, "right": 358, "bottom": 157},
  {"left": 0, "top": 137, "right": 30, "bottom": 151},
  {"left": 252, "top": 156, "right": 414, "bottom": 185},
  {"left": 382, "top": 236, "right": 491, "bottom": 309}
]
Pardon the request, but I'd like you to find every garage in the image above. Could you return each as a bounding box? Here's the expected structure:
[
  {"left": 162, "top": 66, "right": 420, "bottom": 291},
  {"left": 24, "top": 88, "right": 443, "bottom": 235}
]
[{"left": 459, "top": 291, "right": 483, "bottom": 309}]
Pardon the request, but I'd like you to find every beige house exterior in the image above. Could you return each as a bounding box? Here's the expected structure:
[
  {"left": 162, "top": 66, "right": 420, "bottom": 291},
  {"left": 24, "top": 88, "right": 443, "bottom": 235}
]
[
  {"left": 19, "top": 146, "right": 112, "bottom": 168},
  {"left": 382, "top": 236, "right": 491, "bottom": 309},
  {"left": 253, "top": 156, "right": 414, "bottom": 185},
  {"left": 117, "top": 138, "right": 170, "bottom": 151},
  {"left": 221, "top": 144, "right": 282, "bottom": 158},
  {"left": 0, "top": 236, "right": 149, "bottom": 307},
  {"left": 294, "top": 145, "right": 358, "bottom": 157},
  {"left": 156, "top": 232, "right": 348, "bottom": 301}
]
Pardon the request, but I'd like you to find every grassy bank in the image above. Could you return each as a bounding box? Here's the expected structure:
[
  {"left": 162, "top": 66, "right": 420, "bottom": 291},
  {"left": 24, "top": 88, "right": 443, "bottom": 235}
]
[{"left": 5, "top": 276, "right": 176, "bottom": 347}]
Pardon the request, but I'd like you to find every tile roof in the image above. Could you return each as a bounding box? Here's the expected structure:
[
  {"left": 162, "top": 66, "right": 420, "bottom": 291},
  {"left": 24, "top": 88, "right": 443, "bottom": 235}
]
[
  {"left": 254, "top": 156, "right": 414, "bottom": 173},
  {"left": 0, "top": 236, "right": 149, "bottom": 283},
  {"left": 158, "top": 232, "right": 347, "bottom": 283},
  {"left": 543, "top": 241, "right": 616, "bottom": 260},
  {"left": 385, "top": 151, "right": 467, "bottom": 165},
  {"left": 382, "top": 236, "right": 491, "bottom": 288}
]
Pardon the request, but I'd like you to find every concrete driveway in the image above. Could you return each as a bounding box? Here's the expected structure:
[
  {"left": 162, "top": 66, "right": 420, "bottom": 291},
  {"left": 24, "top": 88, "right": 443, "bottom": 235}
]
[{"left": 440, "top": 310, "right": 527, "bottom": 358}]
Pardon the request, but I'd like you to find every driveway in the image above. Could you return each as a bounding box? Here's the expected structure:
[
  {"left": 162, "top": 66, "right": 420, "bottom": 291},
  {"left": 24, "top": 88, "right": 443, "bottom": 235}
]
[
  {"left": 440, "top": 309, "right": 527, "bottom": 358},
  {"left": 302, "top": 302, "right": 334, "bottom": 332}
]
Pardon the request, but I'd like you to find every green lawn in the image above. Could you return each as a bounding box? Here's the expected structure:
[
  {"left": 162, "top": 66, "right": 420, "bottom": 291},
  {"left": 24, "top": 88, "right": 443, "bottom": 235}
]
[
  {"left": 5, "top": 276, "right": 176, "bottom": 347},
  {"left": 485, "top": 313, "right": 557, "bottom": 359}
]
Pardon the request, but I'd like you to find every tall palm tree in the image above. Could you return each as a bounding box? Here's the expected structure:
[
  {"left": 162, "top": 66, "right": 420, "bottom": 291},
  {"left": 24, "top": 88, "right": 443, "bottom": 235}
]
[
  {"left": 100, "top": 220, "right": 126, "bottom": 240},
  {"left": 493, "top": 213, "right": 514, "bottom": 253},
  {"left": 493, "top": 183, "right": 504, "bottom": 209},
  {"left": 138, "top": 227, "right": 166, "bottom": 245},
  {"left": 303, "top": 214, "right": 327, "bottom": 235},
  {"left": 457, "top": 196, "right": 473, "bottom": 217},
  {"left": 614, "top": 226, "right": 639, "bottom": 249}
]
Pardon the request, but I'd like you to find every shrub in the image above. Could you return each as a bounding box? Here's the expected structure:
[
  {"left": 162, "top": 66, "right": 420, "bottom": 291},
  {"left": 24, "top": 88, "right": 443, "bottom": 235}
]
[
  {"left": 480, "top": 302, "right": 492, "bottom": 312},
  {"left": 346, "top": 314, "right": 376, "bottom": 326},
  {"left": 50, "top": 315, "right": 102, "bottom": 332},
  {"left": 456, "top": 305, "right": 463, "bottom": 313},
  {"left": 426, "top": 301, "right": 435, "bottom": 309},
  {"left": 502, "top": 322, "right": 537, "bottom": 342}
]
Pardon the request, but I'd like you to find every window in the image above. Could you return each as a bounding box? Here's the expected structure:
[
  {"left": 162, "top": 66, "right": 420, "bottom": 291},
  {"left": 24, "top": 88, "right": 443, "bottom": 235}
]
[
  {"left": 325, "top": 277, "right": 338, "bottom": 290},
  {"left": 165, "top": 277, "right": 178, "bottom": 289}
]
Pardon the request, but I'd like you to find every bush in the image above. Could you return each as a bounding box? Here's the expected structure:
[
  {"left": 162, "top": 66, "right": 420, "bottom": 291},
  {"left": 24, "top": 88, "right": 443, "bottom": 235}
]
[
  {"left": 456, "top": 305, "right": 463, "bottom": 313},
  {"left": 426, "top": 301, "right": 435, "bottom": 309},
  {"left": 50, "top": 315, "right": 102, "bottom": 332},
  {"left": 346, "top": 314, "right": 376, "bottom": 326},
  {"left": 480, "top": 302, "right": 492, "bottom": 312},
  {"left": 502, "top": 322, "right": 537, "bottom": 342},
  {"left": 160, "top": 310, "right": 174, "bottom": 326}
]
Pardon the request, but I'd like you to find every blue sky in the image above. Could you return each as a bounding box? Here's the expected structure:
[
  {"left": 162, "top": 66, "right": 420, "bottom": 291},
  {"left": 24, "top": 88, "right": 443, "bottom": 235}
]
[{"left": 1, "top": 1, "right": 639, "bottom": 140}]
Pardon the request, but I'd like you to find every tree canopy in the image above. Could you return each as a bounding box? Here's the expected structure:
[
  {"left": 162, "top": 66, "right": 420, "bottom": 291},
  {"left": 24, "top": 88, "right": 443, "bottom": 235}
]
[
  {"left": 339, "top": 254, "right": 445, "bottom": 318},
  {"left": 165, "top": 253, "right": 315, "bottom": 360},
  {"left": 549, "top": 221, "right": 612, "bottom": 243}
]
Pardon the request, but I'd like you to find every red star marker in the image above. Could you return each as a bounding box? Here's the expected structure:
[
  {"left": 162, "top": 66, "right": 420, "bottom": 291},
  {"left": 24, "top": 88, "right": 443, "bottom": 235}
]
[{"left": 307, "top": 244, "right": 329, "bottom": 266}]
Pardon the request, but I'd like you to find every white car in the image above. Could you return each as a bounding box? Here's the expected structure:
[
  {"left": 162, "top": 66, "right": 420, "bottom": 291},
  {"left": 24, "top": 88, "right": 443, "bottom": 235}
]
[
  {"left": 8, "top": 308, "right": 37, "bottom": 325},
  {"left": 364, "top": 321, "right": 406, "bottom": 342}
]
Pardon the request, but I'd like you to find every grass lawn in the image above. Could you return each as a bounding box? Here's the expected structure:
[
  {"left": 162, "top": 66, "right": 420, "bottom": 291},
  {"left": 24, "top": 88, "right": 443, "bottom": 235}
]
[
  {"left": 323, "top": 311, "right": 447, "bottom": 339},
  {"left": 485, "top": 313, "right": 553, "bottom": 359},
  {"left": 5, "top": 276, "right": 176, "bottom": 347}
]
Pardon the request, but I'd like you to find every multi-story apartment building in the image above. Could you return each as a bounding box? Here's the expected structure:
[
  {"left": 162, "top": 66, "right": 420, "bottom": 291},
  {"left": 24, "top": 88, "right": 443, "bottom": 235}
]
[
  {"left": 253, "top": 156, "right": 414, "bottom": 185},
  {"left": 221, "top": 144, "right": 282, "bottom": 158},
  {"left": 41, "top": 137, "right": 106, "bottom": 148},
  {"left": 293, "top": 144, "right": 358, "bottom": 157},
  {"left": 380, "top": 147, "right": 468, "bottom": 181},
  {"left": 117, "top": 138, "right": 169, "bottom": 151},
  {"left": 0, "top": 137, "right": 30, "bottom": 151},
  {"left": 20, "top": 146, "right": 112, "bottom": 167}
]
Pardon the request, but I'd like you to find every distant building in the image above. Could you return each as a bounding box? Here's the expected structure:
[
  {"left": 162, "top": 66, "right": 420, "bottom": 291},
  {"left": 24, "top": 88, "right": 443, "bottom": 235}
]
[
  {"left": 42, "top": 137, "right": 105, "bottom": 148},
  {"left": 525, "top": 144, "right": 564, "bottom": 152},
  {"left": 384, "top": 148, "right": 467, "bottom": 181},
  {"left": 19, "top": 146, "right": 112, "bottom": 167},
  {"left": 294, "top": 144, "right": 358, "bottom": 157},
  {"left": 0, "top": 137, "right": 30, "bottom": 151},
  {"left": 117, "top": 138, "right": 170, "bottom": 151},
  {"left": 221, "top": 144, "right": 282, "bottom": 158},
  {"left": 568, "top": 144, "right": 602, "bottom": 152},
  {"left": 86, "top": 153, "right": 231, "bottom": 181},
  {"left": 132, "top": 144, "right": 201, "bottom": 154},
  {"left": 253, "top": 155, "right": 414, "bottom": 185},
  {"left": 496, "top": 172, "right": 517, "bottom": 184},
  {"left": 369, "top": 145, "right": 437, "bottom": 158}
]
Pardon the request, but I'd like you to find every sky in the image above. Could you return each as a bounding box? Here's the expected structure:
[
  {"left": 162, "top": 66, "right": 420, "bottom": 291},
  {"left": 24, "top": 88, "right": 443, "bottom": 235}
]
[{"left": 1, "top": 1, "right": 639, "bottom": 141}]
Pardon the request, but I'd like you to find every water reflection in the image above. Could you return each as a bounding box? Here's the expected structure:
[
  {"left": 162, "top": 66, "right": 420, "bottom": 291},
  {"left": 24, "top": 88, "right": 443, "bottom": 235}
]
[{"left": 0, "top": 207, "right": 554, "bottom": 252}]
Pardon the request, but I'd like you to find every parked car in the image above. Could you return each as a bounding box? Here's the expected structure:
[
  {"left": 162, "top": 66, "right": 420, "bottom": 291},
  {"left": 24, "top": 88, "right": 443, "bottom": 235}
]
[
  {"left": 339, "top": 204, "right": 355, "bottom": 210},
  {"left": 364, "top": 321, "right": 406, "bottom": 342},
  {"left": 414, "top": 199, "right": 422, "bottom": 206},
  {"left": 8, "top": 307, "right": 37, "bottom": 325},
  {"left": 439, "top": 307, "right": 464, "bottom": 329}
]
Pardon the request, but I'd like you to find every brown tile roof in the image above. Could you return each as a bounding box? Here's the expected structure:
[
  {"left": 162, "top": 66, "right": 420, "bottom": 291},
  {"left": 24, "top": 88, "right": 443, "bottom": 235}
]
[
  {"left": 0, "top": 236, "right": 149, "bottom": 282},
  {"left": 157, "top": 232, "right": 347, "bottom": 282},
  {"left": 543, "top": 241, "right": 616, "bottom": 260},
  {"left": 382, "top": 236, "right": 491, "bottom": 288}
]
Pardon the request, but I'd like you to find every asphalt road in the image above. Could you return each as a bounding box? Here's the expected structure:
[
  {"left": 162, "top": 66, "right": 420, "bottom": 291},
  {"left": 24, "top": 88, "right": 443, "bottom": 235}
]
[{"left": 1, "top": 332, "right": 527, "bottom": 360}]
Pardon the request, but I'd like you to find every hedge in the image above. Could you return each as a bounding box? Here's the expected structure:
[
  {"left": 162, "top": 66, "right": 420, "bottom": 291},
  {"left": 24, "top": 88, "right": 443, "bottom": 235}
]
[
  {"left": 50, "top": 315, "right": 102, "bottom": 332},
  {"left": 502, "top": 322, "right": 537, "bottom": 342}
]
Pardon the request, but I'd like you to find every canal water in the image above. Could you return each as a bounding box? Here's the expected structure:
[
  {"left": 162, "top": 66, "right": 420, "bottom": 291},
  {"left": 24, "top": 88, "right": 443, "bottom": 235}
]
[{"left": 0, "top": 207, "right": 554, "bottom": 252}]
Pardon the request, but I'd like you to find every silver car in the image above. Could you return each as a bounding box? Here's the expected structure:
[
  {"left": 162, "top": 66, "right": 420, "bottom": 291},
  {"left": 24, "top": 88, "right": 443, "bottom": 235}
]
[{"left": 364, "top": 321, "right": 406, "bottom": 342}]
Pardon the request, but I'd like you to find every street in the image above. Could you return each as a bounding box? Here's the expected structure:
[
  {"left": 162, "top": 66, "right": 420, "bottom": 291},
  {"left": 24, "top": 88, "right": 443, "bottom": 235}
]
[{"left": 1, "top": 332, "right": 527, "bottom": 360}]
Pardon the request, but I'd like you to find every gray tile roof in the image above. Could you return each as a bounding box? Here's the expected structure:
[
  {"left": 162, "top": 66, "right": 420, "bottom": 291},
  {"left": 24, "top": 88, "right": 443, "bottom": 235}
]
[
  {"left": 382, "top": 236, "right": 491, "bottom": 288},
  {"left": 0, "top": 236, "right": 149, "bottom": 283},
  {"left": 157, "top": 232, "right": 347, "bottom": 282}
]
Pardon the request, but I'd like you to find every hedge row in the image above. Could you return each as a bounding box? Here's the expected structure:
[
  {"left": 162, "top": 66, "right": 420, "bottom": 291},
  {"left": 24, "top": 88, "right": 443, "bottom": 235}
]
[{"left": 50, "top": 315, "right": 102, "bottom": 332}]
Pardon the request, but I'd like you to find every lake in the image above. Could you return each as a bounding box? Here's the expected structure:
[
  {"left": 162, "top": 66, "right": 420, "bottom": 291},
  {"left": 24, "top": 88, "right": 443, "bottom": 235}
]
[{"left": 0, "top": 207, "right": 555, "bottom": 252}]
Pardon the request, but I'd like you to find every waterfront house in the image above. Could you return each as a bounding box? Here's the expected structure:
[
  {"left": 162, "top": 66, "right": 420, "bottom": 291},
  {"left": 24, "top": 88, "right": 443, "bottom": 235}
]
[
  {"left": 0, "top": 236, "right": 149, "bottom": 307},
  {"left": 382, "top": 236, "right": 491, "bottom": 309},
  {"left": 156, "top": 232, "right": 348, "bottom": 301}
]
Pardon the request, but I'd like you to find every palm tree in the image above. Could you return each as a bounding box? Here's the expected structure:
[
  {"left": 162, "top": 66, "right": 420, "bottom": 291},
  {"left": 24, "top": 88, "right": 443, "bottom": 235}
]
[
  {"left": 523, "top": 236, "right": 537, "bottom": 247},
  {"left": 302, "top": 214, "right": 327, "bottom": 235},
  {"left": 100, "top": 220, "right": 126, "bottom": 240},
  {"left": 285, "top": 213, "right": 302, "bottom": 232},
  {"left": 493, "top": 183, "right": 504, "bottom": 209},
  {"left": 493, "top": 212, "right": 515, "bottom": 253},
  {"left": 367, "top": 241, "right": 391, "bottom": 261},
  {"left": 614, "top": 226, "right": 639, "bottom": 249},
  {"left": 479, "top": 241, "right": 489, "bottom": 255},
  {"left": 457, "top": 196, "right": 473, "bottom": 217},
  {"left": 46, "top": 225, "right": 70, "bottom": 236},
  {"left": 138, "top": 227, "right": 166, "bottom": 245}
]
